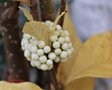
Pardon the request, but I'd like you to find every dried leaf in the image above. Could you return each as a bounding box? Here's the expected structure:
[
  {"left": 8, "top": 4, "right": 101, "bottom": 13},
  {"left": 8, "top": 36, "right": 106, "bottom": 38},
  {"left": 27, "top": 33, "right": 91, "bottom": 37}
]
[
  {"left": 51, "top": 10, "right": 67, "bottom": 31},
  {"left": 15, "top": 0, "right": 30, "bottom": 6},
  {"left": 67, "top": 32, "right": 112, "bottom": 85},
  {"left": 0, "top": 81, "right": 43, "bottom": 90},
  {"left": 19, "top": 6, "right": 33, "bottom": 21},
  {"left": 57, "top": 12, "right": 83, "bottom": 87},
  {"left": 23, "top": 21, "right": 52, "bottom": 45}
]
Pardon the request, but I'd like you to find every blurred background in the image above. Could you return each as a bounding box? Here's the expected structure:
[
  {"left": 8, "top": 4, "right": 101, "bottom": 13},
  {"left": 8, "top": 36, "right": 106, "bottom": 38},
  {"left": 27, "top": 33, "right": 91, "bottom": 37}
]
[{"left": 0, "top": 0, "right": 112, "bottom": 90}]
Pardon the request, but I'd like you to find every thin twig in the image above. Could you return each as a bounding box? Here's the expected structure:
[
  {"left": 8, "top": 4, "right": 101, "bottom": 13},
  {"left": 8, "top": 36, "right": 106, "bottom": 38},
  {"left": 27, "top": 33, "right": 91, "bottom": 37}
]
[
  {"left": 59, "top": 0, "right": 66, "bottom": 26},
  {"left": 30, "top": 0, "right": 40, "bottom": 21}
]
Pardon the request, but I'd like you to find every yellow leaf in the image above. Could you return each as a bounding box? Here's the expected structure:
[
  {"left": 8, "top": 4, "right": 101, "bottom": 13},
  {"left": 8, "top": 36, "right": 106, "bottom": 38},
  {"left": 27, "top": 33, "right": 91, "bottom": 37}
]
[
  {"left": 23, "top": 21, "right": 52, "bottom": 45},
  {"left": 15, "top": 0, "right": 30, "bottom": 6},
  {"left": 0, "top": 81, "right": 43, "bottom": 90},
  {"left": 57, "top": 12, "right": 83, "bottom": 87},
  {"left": 67, "top": 32, "right": 112, "bottom": 85},
  {"left": 19, "top": 6, "right": 33, "bottom": 21},
  {"left": 51, "top": 10, "right": 67, "bottom": 31}
]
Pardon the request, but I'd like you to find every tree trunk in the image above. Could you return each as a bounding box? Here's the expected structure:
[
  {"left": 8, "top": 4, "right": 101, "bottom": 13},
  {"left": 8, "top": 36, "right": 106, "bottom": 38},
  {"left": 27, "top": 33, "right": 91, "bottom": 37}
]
[{"left": 0, "top": 1, "right": 29, "bottom": 82}]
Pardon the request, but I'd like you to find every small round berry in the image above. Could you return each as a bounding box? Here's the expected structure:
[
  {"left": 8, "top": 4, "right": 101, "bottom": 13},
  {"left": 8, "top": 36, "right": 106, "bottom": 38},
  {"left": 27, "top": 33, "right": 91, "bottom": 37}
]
[
  {"left": 68, "top": 42, "right": 72, "bottom": 48},
  {"left": 54, "top": 57, "right": 60, "bottom": 62},
  {"left": 53, "top": 41, "right": 60, "bottom": 49},
  {"left": 24, "top": 50, "right": 30, "bottom": 58},
  {"left": 46, "top": 60, "right": 53, "bottom": 65},
  {"left": 37, "top": 49, "right": 44, "bottom": 56},
  {"left": 23, "top": 34, "right": 31, "bottom": 39},
  {"left": 30, "top": 61, "right": 36, "bottom": 67},
  {"left": 44, "top": 46, "right": 51, "bottom": 53},
  {"left": 58, "top": 37, "right": 65, "bottom": 44},
  {"left": 21, "top": 46, "right": 25, "bottom": 50},
  {"left": 25, "top": 44, "right": 32, "bottom": 50},
  {"left": 64, "top": 30, "right": 70, "bottom": 36},
  {"left": 27, "top": 57, "right": 31, "bottom": 61},
  {"left": 48, "top": 52, "right": 56, "bottom": 60},
  {"left": 54, "top": 49, "right": 62, "bottom": 55},
  {"left": 71, "top": 47, "right": 74, "bottom": 52},
  {"left": 50, "top": 35, "right": 58, "bottom": 42},
  {"left": 40, "top": 64, "right": 48, "bottom": 71},
  {"left": 56, "top": 25, "right": 62, "bottom": 30},
  {"left": 53, "top": 31, "right": 60, "bottom": 36},
  {"left": 67, "top": 49, "right": 72, "bottom": 56},
  {"left": 60, "top": 32, "right": 66, "bottom": 37},
  {"left": 50, "top": 22, "right": 53, "bottom": 26},
  {"left": 32, "top": 40, "right": 38, "bottom": 46},
  {"left": 21, "top": 39, "right": 29, "bottom": 45},
  {"left": 62, "top": 43, "right": 68, "bottom": 50},
  {"left": 30, "top": 46, "right": 38, "bottom": 53},
  {"left": 61, "top": 58, "right": 68, "bottom": 62},
  {"left": 48, "top": 64, "right": 53, "bottom": 70},
  {"left": 39, "top": 55, "right": 47, "bottom": 63},
  {"left": 64, "top": 36, "right": 70, "bottom": 43},
  {"left": 31, "top": 54, "right": 39, "bottom": 60},
  {"left": 60, "top": 51, "right": 68, "bottom": 59},
  {"left": 45, "top": 20, "right": 51, "bottom": 25},
  {"left": 35, "top": 61, "right": 41, "bottom": 67},
  {"left": 38, "top": 41, "right": 45, "bottom": 48}
]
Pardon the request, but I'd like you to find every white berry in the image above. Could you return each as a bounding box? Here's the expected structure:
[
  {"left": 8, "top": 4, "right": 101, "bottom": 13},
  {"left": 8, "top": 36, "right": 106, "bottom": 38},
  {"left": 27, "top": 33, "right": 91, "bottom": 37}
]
[
  {"left": 24, "top": 50, "right": 30, "bottom": 58},
  {"left": 48, "top": 64, "right": 53, "bottom": 70},
  {"left": 23, "top": 34, "right": 31, "bottom": 39},
  {"left": 44, "top": 46, "right": 51, "bottom": 53},
  {"left": 46, "top": 60, "right": 53, "bottom": 65},
  {"left": 37, "top": 49, "right": 44, "bottom": 56},
  {"left": 48, "top": 52, "right": 56, "bottom": 60},
  {"left": 45, "top": 20, "right": 51, "bottom": 25},
  {"left": 31, "top": 54, "right": 39, "bottom": 60},
  {"left": 53, "top": 31, "right": 60, "bottom": 36},
  {"left": 30, "top": 61, "right": 36, "bottom": 67},
  {"left": 50, "top": 35, "right": 58, "bottom": 42},
  {"left": 54, "top": 57, "right": 60, "bottom": 62},
  {"left": 62, "top": 43, "right": 68, "bottom": 50},
  {"left": 61, "top": 58, "right": 68, "bottom": 62},
  {"left": 68, "top": 42, "right": 72, "bottom": 48},
  {"left": 64, "top": 37, "right": 70, "bottom": 43},
  {"left": 60, "top": 51, "right": 68, "bottom": 59},
  {"left": 53, "top": 41, "right": 60, "bottom": 49},
  {"left": 30, "top": 46, "right": 38, "bottom": 53},
  {"left": 71, "top": 47, "right": 74, "bottom": 52},
  {"left": 38, "top": 41, "right": 45, "bottom": 48},
  {"left": 40, "top": 64, "right": 48, "bottom": 71},
  {"left": 21, "top": 39, "right": 29, "bottom": 45},
  {"left": 39, "top": 55, "right": 47, "bottom": 63},
  {"left": 32, "top": 40, "right": 38, "bottom": 46},
  {"left": 67, "top": 49, "right": 72, "bottom": 56},
  {"left": 35, "top": 61, "right": 41, "bottom": 67},
  {"left": 56, "top": 25, "right": 62, "bottom": 30},
  {"left": 54, "top": 49, "right": 62, "bottom": 55},
  {"left": 64, "top": 30, "right": 70, "bottom": 36},
  {"left": 58, "top": 37, "right": 65, "bottom": 44}
]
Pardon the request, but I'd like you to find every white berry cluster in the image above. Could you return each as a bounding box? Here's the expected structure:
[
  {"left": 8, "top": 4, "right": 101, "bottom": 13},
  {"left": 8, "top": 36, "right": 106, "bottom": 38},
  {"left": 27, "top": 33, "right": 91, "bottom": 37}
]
[{"left": 21, "top": 20, "right": 74, "bottom": 71}]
